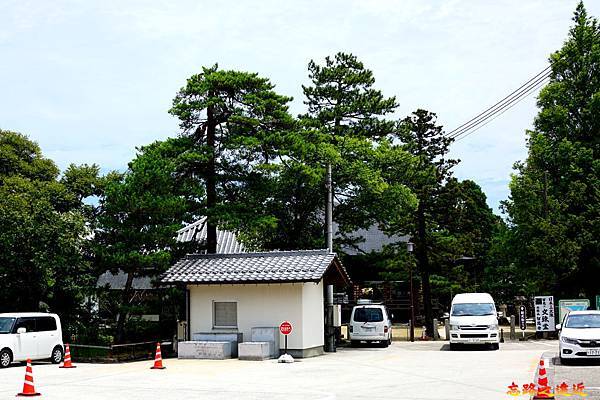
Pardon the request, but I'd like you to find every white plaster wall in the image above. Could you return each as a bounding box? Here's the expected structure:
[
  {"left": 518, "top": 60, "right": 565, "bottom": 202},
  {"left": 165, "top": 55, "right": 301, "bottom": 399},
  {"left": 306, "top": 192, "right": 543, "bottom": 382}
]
[
  {"left": 302, "top": 281, "right": 325, "bottom": 349},
  {"left": 188, "top": 282, "right": 324, "bottom": 350}
]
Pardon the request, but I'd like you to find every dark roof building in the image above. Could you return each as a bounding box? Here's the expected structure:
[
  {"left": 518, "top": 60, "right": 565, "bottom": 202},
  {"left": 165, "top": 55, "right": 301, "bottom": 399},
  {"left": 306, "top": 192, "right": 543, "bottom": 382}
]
[{"left": 161, "top": 249, "right": 351, "bottom": 286}]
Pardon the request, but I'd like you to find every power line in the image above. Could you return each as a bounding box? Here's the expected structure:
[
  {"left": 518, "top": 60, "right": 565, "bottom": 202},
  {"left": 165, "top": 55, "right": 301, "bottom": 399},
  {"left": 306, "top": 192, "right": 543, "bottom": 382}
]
[
  {"left": 454, "top": 75, "right": 550, "bottom": 142},
  {"left": 446, "top": 64, "right": 553, "bottom": 140},
  {"left": 451, "top": 72, "right": 550, "bottom": 140},
  {"left": 448, "top": 69, "right": 551, "bottom": 139}
]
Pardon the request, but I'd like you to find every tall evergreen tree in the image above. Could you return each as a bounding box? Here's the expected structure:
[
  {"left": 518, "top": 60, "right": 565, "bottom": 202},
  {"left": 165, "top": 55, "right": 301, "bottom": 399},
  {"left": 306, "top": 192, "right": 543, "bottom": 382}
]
[
  {"left": 300, "top": 52, "right": 414, "bottom": 247},
  {"left": 504, "top": 2, "right": 600, "bottom": 297},
  {"left": 169, "top": 65, "right": 294, "bottom": 252},
  {"left": 94, "top": 138, "right": 198, "bottom": 342},
  {"left": 396, "top": 109, "right": 458, "bottom": 336}
]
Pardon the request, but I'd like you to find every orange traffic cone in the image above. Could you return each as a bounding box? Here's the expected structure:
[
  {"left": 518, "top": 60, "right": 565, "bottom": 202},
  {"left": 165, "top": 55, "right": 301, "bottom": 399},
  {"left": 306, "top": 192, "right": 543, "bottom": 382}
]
[
  {"left": 533, "top": 359, "right": 554, "bottom": 399},
  {"left": 59, "top": 344, "right": 76, "bottom": 369},
  {"left": 17, "top": 359, "right": 41, "bottom": 397},
  {"left": 150, "top": 342, "right": 165, "bottom": 370}
]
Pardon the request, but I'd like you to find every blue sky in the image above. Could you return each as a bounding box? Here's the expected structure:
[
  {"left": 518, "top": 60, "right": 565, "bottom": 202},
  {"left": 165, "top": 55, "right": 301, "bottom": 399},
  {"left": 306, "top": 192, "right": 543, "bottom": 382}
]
[{"left": 1, "top": 0, "right": 598, "bottom": 213}]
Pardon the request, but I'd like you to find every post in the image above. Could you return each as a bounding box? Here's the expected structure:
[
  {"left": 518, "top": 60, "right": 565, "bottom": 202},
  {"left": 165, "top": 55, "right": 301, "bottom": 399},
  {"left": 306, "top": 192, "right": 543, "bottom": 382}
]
[
  {"left": 185, "top": 288, "right": 191, "bottom": 341},
  {"left": 284, "top": 335, "right": 288, "bottom": 355},
  {"left": 510, "top": 315, "right": 516, "bottom": 340},
  {"left": 432, "top": 318, "right": 439, "bottom": 341},
  {"left": 326, "top": 163, "right": 333, "bottom": 252},
  {"left": 325, "top": 284, "right": 335, "bottom": 352},
  {"left": 444, "top": 320, "right": 450, "bottom": 341},
  {"left": 409, "top": 267, "right": 415, "bottom": 342}
]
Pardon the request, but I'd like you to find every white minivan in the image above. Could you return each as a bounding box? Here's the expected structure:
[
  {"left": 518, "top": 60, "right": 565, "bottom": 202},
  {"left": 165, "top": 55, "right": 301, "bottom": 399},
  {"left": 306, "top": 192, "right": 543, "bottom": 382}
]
[
  {"left": 349, "top": 302, "right": 393, "bottom": 347},
  {"left": 0, "top": 313, "right": 64, "bottom": 368},
  {"left": 448, "top": 293, "right": 500, "bottom": 350}
]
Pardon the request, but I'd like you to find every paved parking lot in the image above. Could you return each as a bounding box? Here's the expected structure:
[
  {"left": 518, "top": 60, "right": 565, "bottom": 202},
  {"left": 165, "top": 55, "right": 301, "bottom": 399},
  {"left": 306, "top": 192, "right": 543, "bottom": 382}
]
[{"left": 0, "top": 341, "right": 596, "bottom": 400}]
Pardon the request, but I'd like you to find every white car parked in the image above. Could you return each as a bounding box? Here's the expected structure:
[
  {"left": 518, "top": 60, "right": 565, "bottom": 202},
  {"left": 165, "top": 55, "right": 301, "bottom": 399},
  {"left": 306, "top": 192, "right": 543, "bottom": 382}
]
[
  {"left": 0, "top": 313, "right": 64, "bottom": 368},
  {"left": 349, "top": 303, "right": 393, "bottom": 347},
  {"left": 448, "top": 293, "right": 500, "bottom": 350},
  {"left": 558, "top": 310, "right": 600, "bottom": 363}
]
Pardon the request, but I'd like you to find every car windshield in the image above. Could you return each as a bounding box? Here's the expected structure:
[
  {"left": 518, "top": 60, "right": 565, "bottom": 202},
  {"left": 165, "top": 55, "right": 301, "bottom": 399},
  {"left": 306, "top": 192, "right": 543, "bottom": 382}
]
[
  {"left": 451, "top": 303, "right": 495, "bottom": 316},
  {"left": 0, "top": 317, "right": 16, "bottom": 334},
  {"left": 354, "top": 307, "right": 384, "bottom": 322},
  {"left": 565, "top": 314, "right": 600, "bottom": 329}
]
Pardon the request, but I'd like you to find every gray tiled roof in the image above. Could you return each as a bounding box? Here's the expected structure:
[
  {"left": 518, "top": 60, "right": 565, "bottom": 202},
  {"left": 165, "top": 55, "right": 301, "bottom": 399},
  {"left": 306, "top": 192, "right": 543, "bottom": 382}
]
[
  {"left": 97, "top": 271, "right": 153, "bottom": 290},
  {"left": 176, "top": 217, "right": 245, "bottom": 254},
  {"left": 334, "top": 223, "right": 409, "bottom": 255},
  {"left": 98, "top": 217, "right": 245, "bottom": 290},
  {"left": 161, "top": 249, "right": 349, "bottom": 285}
]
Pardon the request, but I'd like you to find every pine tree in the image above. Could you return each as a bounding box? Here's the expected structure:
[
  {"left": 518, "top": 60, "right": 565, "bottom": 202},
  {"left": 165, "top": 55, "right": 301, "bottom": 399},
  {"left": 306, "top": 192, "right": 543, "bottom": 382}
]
[{"left": 169, "top": 65, "right": 295, "bottom": 252}]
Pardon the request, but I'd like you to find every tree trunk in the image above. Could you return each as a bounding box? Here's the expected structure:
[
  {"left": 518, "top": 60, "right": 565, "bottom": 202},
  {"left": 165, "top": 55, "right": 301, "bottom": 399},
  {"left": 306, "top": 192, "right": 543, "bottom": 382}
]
[
  {"left": 416, "top": 202, "right": 434, "bottom": 338},
  {"left": 206, "top": 103, "right": 218, "bottom": 254},
  {"left": 115, "top": 271, "right": 135, "bottom": 344}
]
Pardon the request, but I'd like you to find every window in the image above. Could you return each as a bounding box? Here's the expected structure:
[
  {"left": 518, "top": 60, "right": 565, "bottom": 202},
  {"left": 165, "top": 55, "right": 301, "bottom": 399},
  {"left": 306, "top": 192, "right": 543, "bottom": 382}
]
[
  {"left": 0, "top": 317, "right": 15, "bottom": 334},
  {"left": 36, "top": 317, "right": 57, "bottom": 331},
  {"left": 13, "top": 317, "right": 36, "bottom": 333},
  {"left": 451, "top": 303, "right": 495, "bottom": 316},
  {"left": 354, "top": 307, "right": 384, "bottom": 322},
  {"left": 213, "top": 302, "right": 237, "bottom": 328},
  {"left": 565, "top": 314, "right": 600, "bottom": 328}
]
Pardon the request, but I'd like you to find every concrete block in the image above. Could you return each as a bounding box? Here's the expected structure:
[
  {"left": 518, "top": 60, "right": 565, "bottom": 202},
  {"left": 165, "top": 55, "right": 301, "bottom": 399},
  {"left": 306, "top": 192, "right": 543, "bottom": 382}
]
[
  {"left": 250, "top": 327, "right": 280, "bottom": 358},
  {"left": 178, "top": 341, "right": 231, "bottom": 360},
  {"left": 238, "top": 342, "right": 271, "bottom": 361},
  {"left": 192, "top": 332, "right": 243, "bottom": 357}
]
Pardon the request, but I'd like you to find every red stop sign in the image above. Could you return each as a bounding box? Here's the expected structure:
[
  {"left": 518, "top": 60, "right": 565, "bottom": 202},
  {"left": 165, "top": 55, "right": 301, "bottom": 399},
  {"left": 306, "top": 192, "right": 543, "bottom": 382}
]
[{"left": 280, "top": 321, "right": 293, "bottom": 335}]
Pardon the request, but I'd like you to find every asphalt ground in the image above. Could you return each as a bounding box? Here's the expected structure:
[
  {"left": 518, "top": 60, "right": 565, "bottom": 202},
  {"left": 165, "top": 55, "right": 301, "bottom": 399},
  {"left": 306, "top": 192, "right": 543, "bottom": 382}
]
[{"left": 0, "top": 340, "right": 573, "bottom": 400}]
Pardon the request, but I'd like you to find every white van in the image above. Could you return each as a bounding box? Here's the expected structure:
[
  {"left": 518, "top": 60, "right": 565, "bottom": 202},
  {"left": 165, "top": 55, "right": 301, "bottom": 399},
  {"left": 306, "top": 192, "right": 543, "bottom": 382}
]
[
  {"left": 349, "top": 303, "right": 393, "bottom": 347},
  {"left": 448, "top": 293, "right": 499, "bottom": 350},
  {"left": 0, "top": 313, "right": 64, "bottom": 368}
]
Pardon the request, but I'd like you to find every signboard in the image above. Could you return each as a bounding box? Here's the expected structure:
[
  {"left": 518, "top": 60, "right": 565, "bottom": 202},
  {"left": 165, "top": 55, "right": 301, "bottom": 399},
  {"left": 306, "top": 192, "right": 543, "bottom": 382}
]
[
  {"left": 534, "top": 296, "right": 555, "bottom": 332},
  {"left": 519, "top": 305, "right": 527, "bottom": 331},
  {"left": 279, "top": 321, "right": 293, "bottom": 336},
  {"left": 559, "top": 299, "right": 590, "bottom": 323}
]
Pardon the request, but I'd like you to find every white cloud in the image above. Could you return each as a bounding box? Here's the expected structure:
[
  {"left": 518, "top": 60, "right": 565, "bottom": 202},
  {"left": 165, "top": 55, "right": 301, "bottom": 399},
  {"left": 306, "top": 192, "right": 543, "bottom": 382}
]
[{"left": 1, "top": 0, "right": 597, "bottom": 212}]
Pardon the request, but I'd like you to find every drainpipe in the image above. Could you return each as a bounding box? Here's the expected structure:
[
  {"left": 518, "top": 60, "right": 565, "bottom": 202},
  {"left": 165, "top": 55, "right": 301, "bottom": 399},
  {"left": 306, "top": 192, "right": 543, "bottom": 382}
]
[{"left": 325, "top": 284, "right": 336, "bottom": 352}]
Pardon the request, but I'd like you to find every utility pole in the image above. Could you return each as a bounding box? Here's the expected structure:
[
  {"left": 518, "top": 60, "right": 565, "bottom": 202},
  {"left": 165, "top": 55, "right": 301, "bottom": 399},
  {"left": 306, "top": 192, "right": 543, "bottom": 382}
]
[
  {"left": 324, "top": 163, "right": 335, "bottom": 352},
  {"left": 326, "top": 163, "right": 333, "bottom": 252},
  {"left": 407, "top": 242, "right": 415, "bottom": 342}
]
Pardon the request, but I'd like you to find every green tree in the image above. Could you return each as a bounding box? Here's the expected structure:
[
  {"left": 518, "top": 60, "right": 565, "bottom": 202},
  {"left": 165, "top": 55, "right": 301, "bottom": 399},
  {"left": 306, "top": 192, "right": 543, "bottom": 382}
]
[
  {"left": 504, "top": 2, "right": 600, "bottom": 297},
  {"left": 94, "top": 137, "right": 198, "bottom": 342},
  {"left": 299, "top": 52, "right": 415, "bottom": 247},
  {"left": 395, "top": 109, "right": 458, "bottom": 336},
  {"left": 0, "top": 130, "right": 98, "bottom": 337},
  {"left": 432, "top": 179, "right": 498, "bottom": 308},
  {"left": 169, "top": 65, "right": 295, "bottom": 252}
]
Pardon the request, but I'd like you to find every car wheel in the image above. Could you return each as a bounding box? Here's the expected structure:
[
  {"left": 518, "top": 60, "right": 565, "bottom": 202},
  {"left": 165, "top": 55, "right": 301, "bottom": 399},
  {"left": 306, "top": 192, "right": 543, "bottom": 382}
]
[
  {"left": 0, "top": 349, "right": 12, "bottom": 368},
  {"left": 492, "top": 343, "right": 499, "bottom": 350},
  {"left": 51, "top": 346, "right": 63, "bottom": 364},
  {"left": 350, "top": 340, "right": 360, "bottom": 348},
  {"left": 560, "top": 356, "right": 569, "bottom": 366},
  {"left": 381, "top": 340, "right": 389, "bottom": 348},
  {"left": 449, "top": 343, "right": 459, "bottom": 351}
]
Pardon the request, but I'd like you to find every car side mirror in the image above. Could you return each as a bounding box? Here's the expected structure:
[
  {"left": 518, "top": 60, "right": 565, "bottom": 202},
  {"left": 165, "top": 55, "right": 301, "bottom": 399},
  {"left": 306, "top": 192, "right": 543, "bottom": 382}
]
[
  {"left": 17, "top": 327, "right": 26, "bottom": 334},
  {"left": 556, "top": 324, "right": 561, "bottom": 330}
]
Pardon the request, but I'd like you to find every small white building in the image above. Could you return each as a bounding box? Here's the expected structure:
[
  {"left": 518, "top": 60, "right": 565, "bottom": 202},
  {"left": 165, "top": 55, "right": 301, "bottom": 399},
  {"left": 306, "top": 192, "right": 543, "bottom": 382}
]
[{"left": 161, "top": 249, "right": 351, "bottom": 358}]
